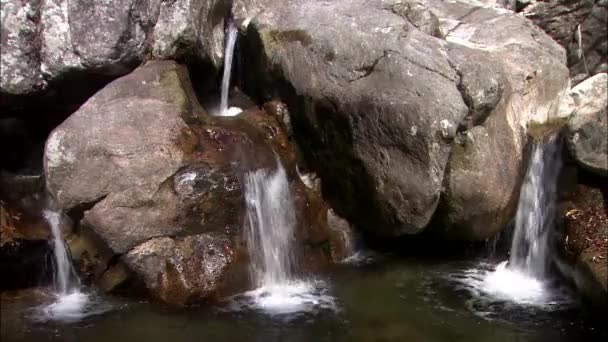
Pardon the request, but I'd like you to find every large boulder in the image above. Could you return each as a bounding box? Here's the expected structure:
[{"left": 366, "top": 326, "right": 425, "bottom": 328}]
[
  {"left": 1, "top": 0, "right": 230, "bottom": 110},
  {"left": 237, "top": 0, "right": 569, "bottom": 239},
  {"left": 44, "top": 61, "right": 348, "bottom": 304},
  {"left": 564, "top": 73, "right": 608, "bottom": 177}
]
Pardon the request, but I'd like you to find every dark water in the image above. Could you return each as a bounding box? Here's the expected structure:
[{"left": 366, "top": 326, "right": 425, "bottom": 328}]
[{"left": 2, "top": 257, "right": 605, "bottom": 342}]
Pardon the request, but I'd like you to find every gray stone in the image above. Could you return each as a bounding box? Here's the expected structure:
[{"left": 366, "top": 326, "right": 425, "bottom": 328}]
[
  {"left": 0, "top": 0, "right": 43, "bottom": 95},
  {"left": 1, "top": 0, "right": 230, "bottom": 103},
  {"left": 566, "top": 73, "right": 608, "bottom": 177},
  {"left": 567, "top": 0, "right": 608, "bottom": 84},
  {"left": 522, "top": 0, "right": 595, "bottom": 47},
  {"left": 237, "top": 0, "right": 569, "bottom": 239}
]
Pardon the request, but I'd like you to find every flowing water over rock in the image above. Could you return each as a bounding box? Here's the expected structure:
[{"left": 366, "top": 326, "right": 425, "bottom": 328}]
[
  {"left": 218, "top": 19, "right": 242, "bottom": 117},
  {"left": 228, "top": 157, "right": 335, "bottom": 316},
  {"left": 34, "top": 210, "right": 109, "bottom": 323},
  {"left": 447, "top": 135, "right": 575, "bottom": 315},
  {"left": 44, "top": 210, "right": 78, "bottom": 296},
  {"left": 509, "top": 135, "right": 562, "bottom": 278}
]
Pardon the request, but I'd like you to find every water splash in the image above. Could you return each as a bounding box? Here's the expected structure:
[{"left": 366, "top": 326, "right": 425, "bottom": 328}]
[
  {"left": 34, "top": 210, "right": 109, "bottom": 323},
  {"left": 231, "top": 157, "right": 335, "bottom": 315},
  {"left": 245, "top": 160, "right": 296, "bottom": 286},
  {"left": 509, "top": 135, "right": 562, "bottom": 278},
  {"left": 44, "top": 210, "right": 78, "bottom": 295},
  {"left": 218, "top": 19, "right": 242, "bottom": 117},
  {"left": 446, "top": 136, "right": 573, "bottom": 315}
]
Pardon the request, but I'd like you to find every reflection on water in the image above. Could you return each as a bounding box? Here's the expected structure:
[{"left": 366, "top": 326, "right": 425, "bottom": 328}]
[{"left": 2, "top": 258, "right": 605, "bottom": 342}]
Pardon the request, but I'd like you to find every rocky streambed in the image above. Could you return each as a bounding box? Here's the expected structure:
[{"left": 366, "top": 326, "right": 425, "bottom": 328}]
[{"left": 1, "top": 0, "right": 607, "bottom": 340}]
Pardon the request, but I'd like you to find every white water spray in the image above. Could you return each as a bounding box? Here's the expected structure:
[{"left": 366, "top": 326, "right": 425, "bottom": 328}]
[
  {"left": 218, "top": 19, "right": 242, "bottom": 117},
  {"left": 449, "top": 135, "right": 571, "bottom": 310},
  {"left": 509, "top": 135, "right": 562, "bottom": 278},
  {"left": 35, "top": 210, "right": 109, "bottom": 322},
  {"left": 245, "top": 160, "right": 296, "bottom": 286},
  {"left": 229, "top": 157, "right": 335, "bottom": 315},
  {"left": 44, "top": 210, "right": 78, "bottom": 295},
  {"left": 480, "top": 135, "right": 563, "bottom": 303}
]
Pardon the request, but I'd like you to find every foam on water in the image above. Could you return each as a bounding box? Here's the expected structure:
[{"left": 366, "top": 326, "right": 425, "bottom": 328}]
[
  {"left": 34, "top": 291, "right": 111, "bottom": 323},
  {"left": 225, "top": 280, "right": 336, "bottom": 316},
  {"left": 482, "top": 261, "right": 545, "bottom": 303},
  {"left": 221, "top": 106, "right": 243, "bottom": 117},
  {"left": 443, "top": 261, "right": 574, "bottom": 320}
]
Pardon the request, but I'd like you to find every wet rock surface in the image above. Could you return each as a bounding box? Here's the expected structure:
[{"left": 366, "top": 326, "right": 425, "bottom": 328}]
[
  {"left": 237, "top": 0, "right": 568, "bottom": 240},
  {"left": 43, "top": 61, "right": 346, "bottom": 304},
  {"left": 124, "top": 234, "right": 235, "bottom": 305}
]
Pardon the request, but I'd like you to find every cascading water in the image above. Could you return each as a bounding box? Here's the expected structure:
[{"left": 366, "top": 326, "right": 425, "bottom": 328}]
[
  {"left": 479, "top": 134, "right": 563, "bottom": 304},
  {"left": 448, "top": 134, "right": 572, "bottom": 313},
  {"left": 218, "top": 19, "right": 242, "bottom": 117},
  {"left": 509, "top": 135, "right": 562, "bottom": 278},
  {"left": 227, "top": 157, "right": 335, "bottom": 315},
  {"left": 245, "top": 162, "right": 296, "bottom": 286},
  {"left": 35, "top": 209, "right": 109, "bottom": 322},
  {"left": 45, "top": 210, "right": 79, "bottom": 295}
]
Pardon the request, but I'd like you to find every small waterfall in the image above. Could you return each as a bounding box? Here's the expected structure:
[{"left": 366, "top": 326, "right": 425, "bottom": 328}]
[
  {"left": 448, "top": 135, "right": 571, "bottom": 308},
  {"left": 232, "top": 156, "right": 335, "bottom": 315},
  {"left": 509, "top": 135, "right": 562, "bottom": 278},
  {"left": 218, "top": 19, "right": 242, "bottom": 117},
  {"left": 245, "top": 158, "right": 296, "bottom": 286},
  {"left": 35, "top": 208, "right": 110, "bottom": 322},
  {"left": 44, "top": 210, "right": 79, "bottom": 295}
]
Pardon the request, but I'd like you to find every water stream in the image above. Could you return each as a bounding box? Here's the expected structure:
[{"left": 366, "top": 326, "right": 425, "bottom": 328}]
[
  {"left": 228, "top": 157, "right": 335, "bottom": 316},
  {"left": 509, "top": 135, "right": 562, "bottom": 278},
  {"left": 448, "top": 135, "right": 573, "bottom": 314},
  {"left": 218, "top": 19, "right": 242, "bottom": 117},
  {"left": 34, "top": 209, "right": 109, "bottom": 323}
]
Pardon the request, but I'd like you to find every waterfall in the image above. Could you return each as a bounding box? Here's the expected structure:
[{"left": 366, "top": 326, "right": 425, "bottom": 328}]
[
  {"left": 218, "top": 19, "right": 242, "bottom": 117},
  {"left": 476, "top": 134, "right": 564, "bottom": 304},
  {"left": 44, "top": 210, "right": 79, "bottom": 295},
  {"left": 232, "top": 156, "right": 335, "bottom": 315},
  {"left": 244, "top": 157, "right": 296, "bottom": 287},
  {"left": 35, "top": 209, "right": 110, "bottom": 322},
  {"left": 449, "top": 135, "right": 570, "bottom": 308},
  {"left": 509, "top": 135, "right": 562, "bottom": 278}
]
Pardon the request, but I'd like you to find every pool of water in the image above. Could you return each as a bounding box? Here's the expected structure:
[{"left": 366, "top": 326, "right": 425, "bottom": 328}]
[{"left": 2, "top": 256, "right": 605, "bottom": 342}]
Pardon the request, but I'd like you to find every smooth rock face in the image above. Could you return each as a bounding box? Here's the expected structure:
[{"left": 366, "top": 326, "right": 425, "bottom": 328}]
[
  {"left": 238, "top": 0, "right": 568, "bottom": 239},
  {"left": 566, "top": 73, "right": 608, "bottom": 177},
  {"left": 1, "top": 0, "right": 229, "bottom": 106},
  {"left": 44, "top": 61, "right": 345, "bottom": 303}
]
